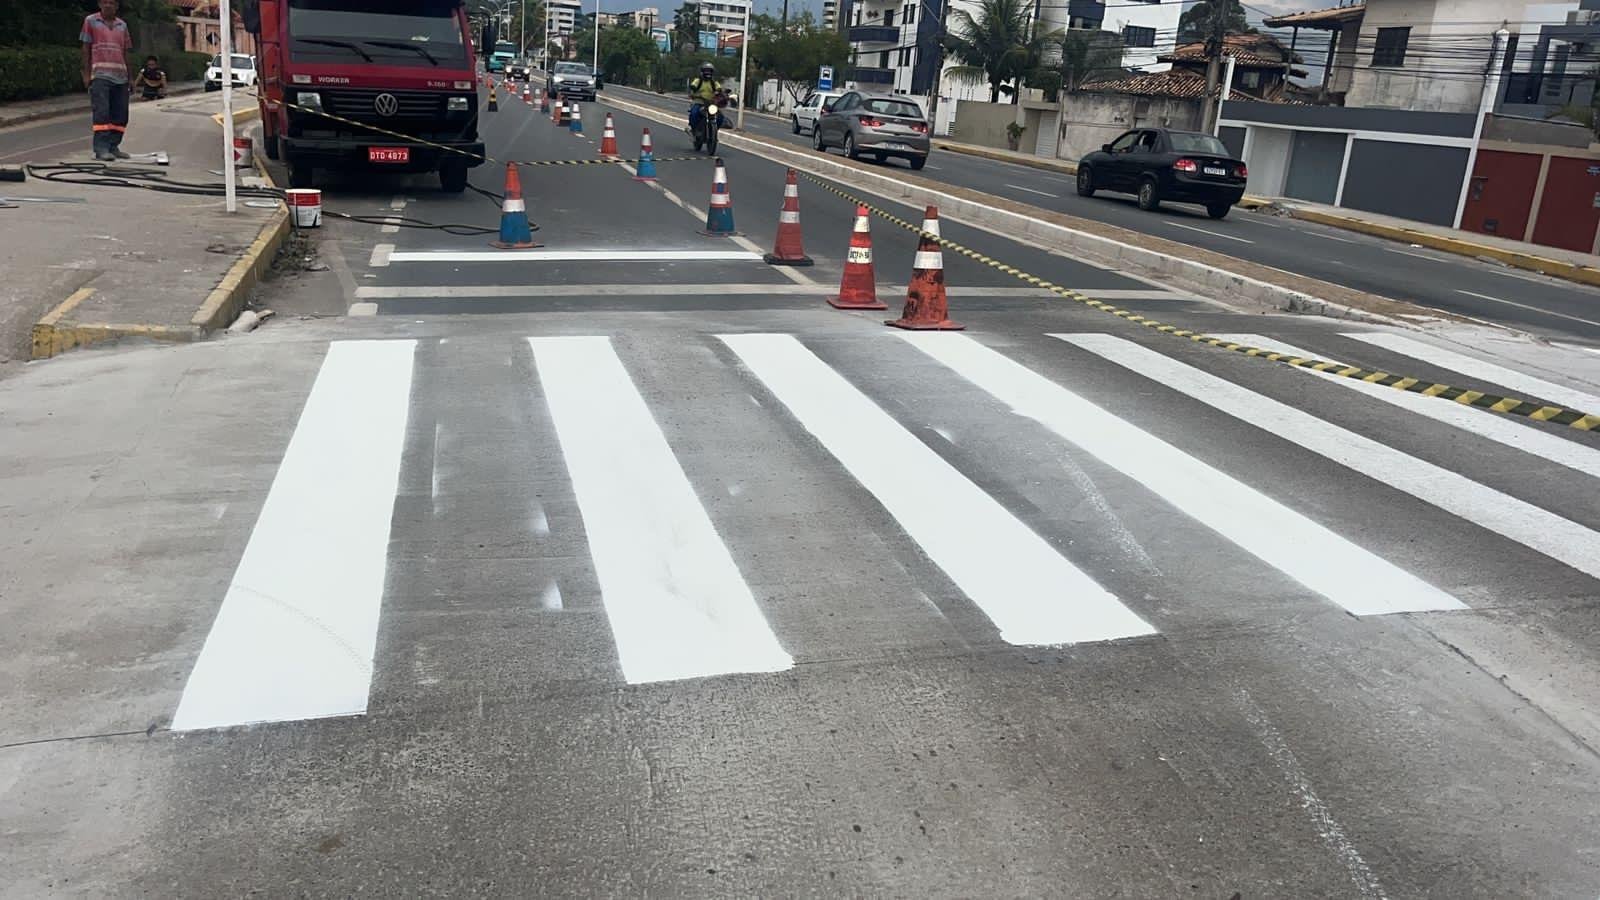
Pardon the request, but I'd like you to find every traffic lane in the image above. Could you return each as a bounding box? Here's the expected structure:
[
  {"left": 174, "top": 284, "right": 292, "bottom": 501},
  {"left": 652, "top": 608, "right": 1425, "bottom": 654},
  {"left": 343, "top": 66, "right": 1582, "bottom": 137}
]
[
  {"left": 598, "top": 102, "right": 1159, "bottom": 294},
  {"left": 0, "top": 116, "right": 87, "bottom": 164}
]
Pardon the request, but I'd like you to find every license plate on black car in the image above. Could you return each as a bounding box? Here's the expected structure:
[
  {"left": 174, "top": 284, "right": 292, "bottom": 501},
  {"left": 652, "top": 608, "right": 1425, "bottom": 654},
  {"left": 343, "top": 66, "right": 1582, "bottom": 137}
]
[
  {"left": 369, "top": 147, "right": 410, "bottom": 163},
  {"left": 1204, "top": 165, "right": 1227, "bottom": 176}
]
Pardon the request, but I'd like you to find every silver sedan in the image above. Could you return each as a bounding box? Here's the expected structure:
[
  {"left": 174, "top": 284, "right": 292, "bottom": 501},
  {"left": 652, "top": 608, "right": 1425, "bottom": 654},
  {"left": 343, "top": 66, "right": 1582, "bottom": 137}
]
[{"left": 812, "top": 91, "right": 930, "bottom": 170}]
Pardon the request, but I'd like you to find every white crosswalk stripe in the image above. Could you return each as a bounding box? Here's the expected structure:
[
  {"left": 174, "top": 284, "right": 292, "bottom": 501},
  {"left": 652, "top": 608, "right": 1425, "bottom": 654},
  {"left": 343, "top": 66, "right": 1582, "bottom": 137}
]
[
  {"left": 1058, "top": 333, "right": 1600, "bottom": 582},
  {"left": 721, "top": 333, "right": 1156, "bottom": 646},
  {"left": 902, "top": 333, "right": 1464, "bottom": 616},
  {"left": 1344, "top": 332, "right": 1600, "bottom": 413},
  {"left": 173, "top": 340, "right": 417, "bottom": 731},
  {"left": 1211, "top": 333, "right": 1600, "bottom": 481}
]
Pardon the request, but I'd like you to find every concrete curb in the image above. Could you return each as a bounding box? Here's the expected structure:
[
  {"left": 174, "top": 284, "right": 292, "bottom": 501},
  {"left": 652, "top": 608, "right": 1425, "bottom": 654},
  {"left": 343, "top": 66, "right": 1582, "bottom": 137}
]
[
  {"left": 30, "top": 153, "right": 288, "bottom": 360},
  {"left": 0, "top": 84, "right": 206, "bottom": 130},
  {"left": 603, "top": 93, "right": 1420, "bottom": 328},
  {"left": 1281, "top": 207, "right": 1600, "bottom": 288},
  {"left": 934, "top": 140, "right": 1078, "bottom": 176}
]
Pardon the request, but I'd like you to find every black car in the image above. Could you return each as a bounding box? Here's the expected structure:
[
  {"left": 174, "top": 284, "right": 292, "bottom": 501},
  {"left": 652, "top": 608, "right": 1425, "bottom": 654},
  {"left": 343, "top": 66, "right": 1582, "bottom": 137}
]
[
  {"left": 507, "top": 58, "right": 532, "bottom": 81},
  {"left": 1076, "top": 128, "right": 1248, "bottom": 219}
]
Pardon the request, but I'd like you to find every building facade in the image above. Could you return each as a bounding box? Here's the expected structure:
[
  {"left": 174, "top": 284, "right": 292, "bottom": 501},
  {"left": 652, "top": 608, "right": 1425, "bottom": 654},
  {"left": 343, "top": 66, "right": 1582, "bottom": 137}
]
[
  {"left": 1101, "top": 0, "right": 1181, "bottom": 71},
  {"left": 548, "top": 0, "right": 583, "bottom": 37},
  {"left": 693, "top": 0, "right": 752, "bottom": 33},
  {"left": 618, "top": 7, "right": 661, "bottom": 30}
]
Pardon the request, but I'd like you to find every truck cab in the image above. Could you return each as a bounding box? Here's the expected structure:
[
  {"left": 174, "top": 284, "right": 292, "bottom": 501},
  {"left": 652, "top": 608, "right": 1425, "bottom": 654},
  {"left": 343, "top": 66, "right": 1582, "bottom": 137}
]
[
  {"left": 488, "top": 42, "right": 517, "bottom": 74},
  {"left": 251, "top": 0, "right": 486, "bottom": 193}
]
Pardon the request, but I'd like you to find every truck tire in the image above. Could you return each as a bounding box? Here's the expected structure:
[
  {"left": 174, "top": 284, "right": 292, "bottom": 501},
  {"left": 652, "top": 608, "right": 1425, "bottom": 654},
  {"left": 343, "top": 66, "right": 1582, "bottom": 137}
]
[
  {"left": 439, "top": 161, "right": 469, "bottom": 194},
  {"left": 288, "top": 159, "right": 313, "bottom": 189},
  {"left": 262, "top": 127, "right": 280, "bottom": 161}
]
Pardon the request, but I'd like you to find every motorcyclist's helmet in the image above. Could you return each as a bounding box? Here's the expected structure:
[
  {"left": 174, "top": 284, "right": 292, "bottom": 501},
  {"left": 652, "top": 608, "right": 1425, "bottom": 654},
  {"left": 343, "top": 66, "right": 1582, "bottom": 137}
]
[{"left": 700, "top": 63, "right": 715, "bottom": 77}]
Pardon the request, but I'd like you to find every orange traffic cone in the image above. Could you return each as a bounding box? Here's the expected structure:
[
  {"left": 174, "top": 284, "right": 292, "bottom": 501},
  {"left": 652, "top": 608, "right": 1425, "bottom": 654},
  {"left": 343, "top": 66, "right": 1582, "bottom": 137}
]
[
  {"left": 829, "top": 205, "right": 885, "bottom": 310},
  {"left": 764, "top": 169, "right": 812, "bottom": 266},
  {"left": 490, "top": 163, "right": 542, "bottom": 249},
  {"left": 599, "top": 113, "right": 620, "bottom": 158},
  {"left": 887, "top": 206, "right": 962, "bottom": 330}
]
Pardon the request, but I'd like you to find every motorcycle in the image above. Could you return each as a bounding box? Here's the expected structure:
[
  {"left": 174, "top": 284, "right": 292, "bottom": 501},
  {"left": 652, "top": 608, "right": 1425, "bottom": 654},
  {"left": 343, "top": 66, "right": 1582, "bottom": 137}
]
[{"left": 693, "top": 89, "right": 730, "bottom": 156}]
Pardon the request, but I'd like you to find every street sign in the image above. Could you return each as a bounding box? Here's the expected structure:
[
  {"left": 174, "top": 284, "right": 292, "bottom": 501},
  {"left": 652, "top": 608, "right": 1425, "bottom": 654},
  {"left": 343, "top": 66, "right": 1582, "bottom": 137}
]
[
  {"left": 698, "top": 30, "right": 719, "bottom": 51},
  {"left": 818, "top": 65, "right": 834, "bottom": 91}
]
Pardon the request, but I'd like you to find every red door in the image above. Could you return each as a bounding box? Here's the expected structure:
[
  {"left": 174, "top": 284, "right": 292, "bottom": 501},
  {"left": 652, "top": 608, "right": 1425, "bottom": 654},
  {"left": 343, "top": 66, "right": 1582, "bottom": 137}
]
[
  {"left": 1532, "top": 155, "right": 1600, "bottom": 254},
  {"left": 1460, "top": 150, "right": 1540, "bottom": 240}
]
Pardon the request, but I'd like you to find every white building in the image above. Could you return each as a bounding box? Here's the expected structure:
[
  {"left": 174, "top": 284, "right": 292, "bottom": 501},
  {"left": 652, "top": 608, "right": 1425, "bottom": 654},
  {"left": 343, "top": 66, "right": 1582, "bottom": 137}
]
[
  {"left": 619, "top": 7, "right": 660, "bottom": 30},
  {"left": 823, "top": 0, "right": 840, "bottom": 31},
  {"left": 547, "top": 0, "right": 582, "bottom": 37},
  {"left": 692, "top": 0, "right": 752, "bottom": 33},
  {"left": 1102, "top": 0, "right": 1181, "bottom": 71}
]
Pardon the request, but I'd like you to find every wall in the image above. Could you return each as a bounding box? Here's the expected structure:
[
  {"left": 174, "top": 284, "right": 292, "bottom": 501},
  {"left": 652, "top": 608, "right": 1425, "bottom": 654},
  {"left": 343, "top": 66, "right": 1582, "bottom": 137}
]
[
  {"left": 1051, "top": 92, "right": 1201, "bottom": 161},
  {"left": 1532, "top": 155, "right": 1600, "bottom": 253},
  {"left": 1242, "top": 126, "right": 1291, "bottom": 196},
  {"left": 1340, "top": 140, "right": 1469, "bottom": 224},
  {"left": 1461, "top": 149, "right": 1543, "bottom": 239},
  {"left": 949, "top": 100, "right": 1018, "bottom": 149}
]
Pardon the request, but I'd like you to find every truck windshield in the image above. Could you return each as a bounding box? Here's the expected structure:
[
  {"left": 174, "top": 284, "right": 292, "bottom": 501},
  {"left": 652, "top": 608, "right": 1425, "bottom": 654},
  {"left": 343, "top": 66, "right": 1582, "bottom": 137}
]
[{"left": 288, "top": 0, "right": 466, "bottom": 66}]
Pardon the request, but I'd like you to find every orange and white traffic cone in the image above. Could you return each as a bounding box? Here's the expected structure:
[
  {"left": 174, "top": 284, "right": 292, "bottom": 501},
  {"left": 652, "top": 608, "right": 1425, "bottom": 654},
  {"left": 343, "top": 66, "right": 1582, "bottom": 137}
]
[
  {"left": 887, "top": 206, "right": 962, "bottom": 330},
  {"left": 539, "top": 90, "right": 550, "bottom": 113},
  {"left": 701, "top": 157, "right": 737, "bottom": 235},
  {"left": 599, "top": 112, "right": 620, "bottom": 158},
  {"left": 489, "top": 163, "right": 542, "bottom": 249},
  {"left": 764, "top": 169, "right": 812, "bottom": 266},
  {"left": 829, "top": 204, "right": 885, "bottom": 310}
]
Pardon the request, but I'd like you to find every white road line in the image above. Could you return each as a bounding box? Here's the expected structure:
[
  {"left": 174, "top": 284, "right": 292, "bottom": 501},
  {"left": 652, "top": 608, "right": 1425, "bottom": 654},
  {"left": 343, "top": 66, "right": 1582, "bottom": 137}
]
[
  {"left": 1004, "top": 183, "right": 1059, "bottom": 198},
  {"left": 1453, "top": 289, "right": 1600, "bottom": 329},
  {"left": 1343, "top": 332, "right": 1600, "bottom": 413},
  {"left": 909, "top": 334, "right": 1461, "bottom": 616},
  {"left": 1062, "top": 334, "right": 1600, "bottom": 581},
  {"left": 369, "top": 243, "right": 394, "bottom": 268},
  {"left": 722, "top": 333, "right": 1154, "bottom": 646},
  {"left": 388, "top": 249, "right": 763, "bottom": 263},
  {"left": 1166, "top": 221, "right": 1254, "bottom": 244},
  {"left": 530, "top": 336, "right": 792, "bottom": 684},
  {"left": 382, "top": 195, "right": 406, "bottom": 234},
  {"left": 1306, "top": 230, "right": 1360, "bottom": 244},
  {"left": 1384, "top": 246, "right": 1444, "bottom": 262},
  {"left": 1212, "top": 334, "right": 1600, "bottom": 482},
  {"left": 171, "top": 340, "right": 416, "bottom": 731}
]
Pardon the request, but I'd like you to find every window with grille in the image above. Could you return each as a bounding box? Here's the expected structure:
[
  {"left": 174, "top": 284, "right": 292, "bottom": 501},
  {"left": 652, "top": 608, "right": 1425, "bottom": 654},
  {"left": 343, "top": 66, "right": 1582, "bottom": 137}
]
[
  {"left": 1372, "top": 26, "right": 1409, "bottom": 67},
  {"left": 1123, "top": 25, "right": 1155, "bottom": 48}
]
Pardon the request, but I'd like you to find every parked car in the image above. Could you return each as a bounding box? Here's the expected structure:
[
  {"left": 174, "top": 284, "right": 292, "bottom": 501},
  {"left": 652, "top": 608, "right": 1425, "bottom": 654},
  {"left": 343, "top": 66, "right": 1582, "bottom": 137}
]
[
  {"left": 790, "top": 89, "right": 843, "bottom": 135},
  {"left": 811, "top": 91, "right": 930, "bottom": 170},
  {"left": 1076, "top": 128, "right": 1248, "bottom": 219},
  {"left": 546, "top": 61, "right": 598, "bottom": 101},
  {"left": 204, "top": 54, "right": 257, "bottom": 91},
  {"left": 507, "top": 58, "right": 533, "bottom": 81}
]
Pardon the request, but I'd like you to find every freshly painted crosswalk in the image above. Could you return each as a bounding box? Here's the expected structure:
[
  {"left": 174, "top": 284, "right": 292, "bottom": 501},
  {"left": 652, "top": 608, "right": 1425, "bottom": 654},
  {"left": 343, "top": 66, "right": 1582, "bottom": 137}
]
[{"left": 169, "top": 329, "right": 1600, "bottom": 730}]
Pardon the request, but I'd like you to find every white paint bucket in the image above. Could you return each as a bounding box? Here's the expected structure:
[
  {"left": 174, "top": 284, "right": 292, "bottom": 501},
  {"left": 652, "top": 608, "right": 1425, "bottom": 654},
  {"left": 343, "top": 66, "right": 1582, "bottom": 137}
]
[
  {"left": 232, "top": 136, "right": 254, "bottom": 168},
  {"left": 286, "top": 188, "right": 321, "bottom": 227}
]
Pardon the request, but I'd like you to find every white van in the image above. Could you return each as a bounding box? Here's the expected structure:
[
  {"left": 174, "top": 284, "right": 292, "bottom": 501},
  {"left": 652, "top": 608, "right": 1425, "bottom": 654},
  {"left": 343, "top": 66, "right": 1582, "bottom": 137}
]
[
  {"left": 791, "top": 90, "right": 843, "bottom": 135},
  {"left": 204, "top": 54, "right": 257, "bottom": 91}
]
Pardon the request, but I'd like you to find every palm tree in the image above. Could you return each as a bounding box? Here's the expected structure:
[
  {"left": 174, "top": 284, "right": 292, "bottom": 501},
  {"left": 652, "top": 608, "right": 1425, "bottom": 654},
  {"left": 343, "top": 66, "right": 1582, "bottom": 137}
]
[{"left": 942, "top": 0, "right": 1040, "bottom": 104}]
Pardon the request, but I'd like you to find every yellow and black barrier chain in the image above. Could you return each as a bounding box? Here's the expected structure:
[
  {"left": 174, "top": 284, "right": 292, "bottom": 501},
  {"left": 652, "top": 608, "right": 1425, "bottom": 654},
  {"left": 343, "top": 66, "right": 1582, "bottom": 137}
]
[
  {"left": 279, "top": 99, "right": 705, "bottom": 169},
  {"left": 796, "top": 171, "right": 1600, "bottom": 433}
]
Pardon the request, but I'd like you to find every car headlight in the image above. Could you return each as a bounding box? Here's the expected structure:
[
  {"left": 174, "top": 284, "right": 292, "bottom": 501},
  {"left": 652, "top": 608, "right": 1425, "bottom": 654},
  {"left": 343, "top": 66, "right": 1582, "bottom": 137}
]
[
  {"left": 297, "top": 91, "right": 323, "bottom": 112},
  {"left": 447, "top": 96, "right": 470, "bottom": 111},
  {"left": 553, "top": 76, "right": 565, "bottom": 83},
  {"left": 707, "top": 104, "right": 718, "bottom": 116}
]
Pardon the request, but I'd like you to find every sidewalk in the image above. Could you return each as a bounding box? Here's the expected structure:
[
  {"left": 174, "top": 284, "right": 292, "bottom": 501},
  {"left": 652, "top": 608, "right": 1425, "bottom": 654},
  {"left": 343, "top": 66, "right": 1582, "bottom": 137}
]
[
  {"left": 0, "top": 81, "right": 205, "bottom": 130},
  {"left": 2, "top": 92, "right": 287, "bottom": 369},
  {"left": 933, "top": 137, "right": 1600, "bottom": 288}
]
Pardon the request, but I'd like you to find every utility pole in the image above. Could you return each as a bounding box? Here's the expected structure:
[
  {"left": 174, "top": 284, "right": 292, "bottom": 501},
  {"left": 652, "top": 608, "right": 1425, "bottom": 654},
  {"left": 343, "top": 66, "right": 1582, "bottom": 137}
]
[
  {"left": 220, "top": 0, "right": 236, "bottom": 213},
  {"left": 1454, "top": 29, "right": 1510, "bottom": 228},
  {"left": 924, "top": 0, "right": 948, "bottom": 136},
  {"left": 1200, "top": 0, "right": 1227, "bottom": 132}
]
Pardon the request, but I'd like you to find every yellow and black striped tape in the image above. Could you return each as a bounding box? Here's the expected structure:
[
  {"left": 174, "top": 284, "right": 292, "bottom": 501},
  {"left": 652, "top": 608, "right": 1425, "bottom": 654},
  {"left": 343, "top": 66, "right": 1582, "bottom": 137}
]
[{"left": 797, "top": 172, "right": 1600, "bottom": 433}]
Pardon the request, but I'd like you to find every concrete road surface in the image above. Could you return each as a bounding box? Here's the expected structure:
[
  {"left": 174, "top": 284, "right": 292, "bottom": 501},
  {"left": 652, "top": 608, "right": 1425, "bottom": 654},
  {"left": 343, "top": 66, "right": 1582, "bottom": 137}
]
[{"left": 4, "top": 84, "right": 1600, "bottom": 898}]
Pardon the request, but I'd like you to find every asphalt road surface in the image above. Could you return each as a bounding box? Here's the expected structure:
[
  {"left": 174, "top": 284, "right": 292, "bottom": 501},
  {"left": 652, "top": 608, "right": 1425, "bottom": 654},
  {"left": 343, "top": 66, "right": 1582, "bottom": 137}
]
[
  {"left": 602, "top": 83, "right": 1600, "bottom": 345},
  {"left": 5, "top": 86, "right": 1600, "bottom": 897}
]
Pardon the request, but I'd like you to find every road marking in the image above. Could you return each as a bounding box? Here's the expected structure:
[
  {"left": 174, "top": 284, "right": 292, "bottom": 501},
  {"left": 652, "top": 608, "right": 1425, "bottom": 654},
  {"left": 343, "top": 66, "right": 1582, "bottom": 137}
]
[
  {"left": 1344, "top": 332, "right": 1600, "bottom": 413},
  {"left": 353, "top": 283, "right": 1093, "bottom": 299},
  {"left": 1004, "top": 183, "right": 1059, "bottom": 198},
  {"left": 923, "top": 164, "right": 942, "bottom": 171},
  {"left": 1384, "top": 246, "right": 1443, "bottom": 262},
  {"left": 382, "top": 195, "right": 406, "bottom": 234},
  {"left": 1213, "top": 334, "right": 1600, "bottom": 482},
  {"left": 1062, "top": 334, "right": 1600, "bottom": 582},
  {"left": 171, "top": 340, "right": 416, "bottom": 731},
  {"left": 387, "top": 249, "right": 763, "bottom": 263},
  {"left": 530, "top": 336, "right": 792, "bottom": 684},
  {"left": 1165, "top": 221, "right": 1254, "bottom": 244},
  {"left": 0, "top": 134, "right": 84, "bottom": 163},
  {"left": 911, "top": 334, "right": 1461, "bottom": 615},
  {"left": 369, "top": 243, "right": 393, "bottom": 268},
  {"left": 1453, "top": 289, "right": 1600, "bottom": 329},
  {"left": 722, "top": 333, "right": 1154, "bottom": 646}
]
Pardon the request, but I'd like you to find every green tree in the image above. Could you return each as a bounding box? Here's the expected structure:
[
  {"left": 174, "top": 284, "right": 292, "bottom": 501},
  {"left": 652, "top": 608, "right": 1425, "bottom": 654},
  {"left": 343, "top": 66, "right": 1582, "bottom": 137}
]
[
  {"left": 1177, "top": 0, "right": 1252, "bottom": 44},
  {"left": 943, "top": 0, "right": 1042, "bottom": 104},
  {"left": 0, "top": 0, "right": 174, "bottom": 48},
  {"left": 751, "top": 12, "right": 849, "bottom": 106},
  {"left": 672, "top": 3, "right": 701, "bottom": 58},
  {"left": 1031, "top": 27, "right": 1124, "bottom": 100},
  {"left": 596, "top": 26, "right": 660, "bottom": 85}
]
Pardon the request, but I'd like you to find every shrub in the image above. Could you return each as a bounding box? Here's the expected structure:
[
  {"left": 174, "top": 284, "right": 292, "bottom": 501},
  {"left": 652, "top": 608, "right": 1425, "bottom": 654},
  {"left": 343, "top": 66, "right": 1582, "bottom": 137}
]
[{"left": 0, "top": 46, "right": 83, "bottom": 102}]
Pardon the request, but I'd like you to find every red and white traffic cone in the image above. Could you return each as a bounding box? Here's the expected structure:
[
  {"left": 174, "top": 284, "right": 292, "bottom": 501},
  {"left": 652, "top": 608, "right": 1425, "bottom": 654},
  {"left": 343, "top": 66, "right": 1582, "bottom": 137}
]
[
  {"left": 829, "top": 204, "right": 885, "bottom": 310},
  {"left": 489, "top": 163, "right": 542, "bottom": 249},
  {"left": 700, "top": 157, "right": 737, "bottom": 236},
  {"left": 887, "top": 206, "right": 962, "bottom": 330},
  {"left": 599, "top": 112, "right": 620, "bottom": 158},
  {"left": 539, "top": 90, "right": 550, "bottom": 113},
  {"left": 522, "top": 83, "right": 531, "bottom": 103},
  {"left": 763, "top": 168, "right": 812, "bottom": 266},
  {"left": 633, "top": 129, "right": 658, "bottom": 181}
]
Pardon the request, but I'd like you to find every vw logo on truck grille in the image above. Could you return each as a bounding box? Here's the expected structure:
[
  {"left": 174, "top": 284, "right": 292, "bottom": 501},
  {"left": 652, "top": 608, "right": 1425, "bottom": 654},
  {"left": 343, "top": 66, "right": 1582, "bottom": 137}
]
[{"left": 373, "top": 93, "right": 400, "bottom": 117}]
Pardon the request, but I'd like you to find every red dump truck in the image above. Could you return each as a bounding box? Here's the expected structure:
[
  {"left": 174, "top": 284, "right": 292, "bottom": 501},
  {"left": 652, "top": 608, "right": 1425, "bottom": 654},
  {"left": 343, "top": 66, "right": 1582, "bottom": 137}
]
[{"left": 248, "top": 0, "right": 485, "bottom": 192}]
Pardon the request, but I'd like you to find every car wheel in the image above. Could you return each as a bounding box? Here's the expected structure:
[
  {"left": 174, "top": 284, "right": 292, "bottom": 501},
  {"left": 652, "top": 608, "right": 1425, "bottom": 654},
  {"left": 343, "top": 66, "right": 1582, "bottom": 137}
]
[
  {"left": 1076, "top": 167, "right": 1095, "bottom": 197},
  {"left": 1206, "top": 202, "right": 1232, "bottom": 220},
  {"left": 1137, "top": 178, "right": 1161, "bottom": 211},
  {"left": 812, "top": 127, "right": 826, "bottom": 152},
  {"left": 843, "top": 133, "right": 860, "bottom": 160},
  {"left": 791, "top": 115, "right": 801, "bottom": 134},
  {"left": 909, "top": 155, "right": 926, "bottom": 171}
]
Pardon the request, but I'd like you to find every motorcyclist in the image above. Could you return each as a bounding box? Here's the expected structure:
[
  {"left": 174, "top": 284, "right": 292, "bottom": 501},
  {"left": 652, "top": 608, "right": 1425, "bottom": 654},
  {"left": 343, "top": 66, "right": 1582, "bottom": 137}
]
[{"left": 687, "top": 63, "right": 726, "bottom": 136}]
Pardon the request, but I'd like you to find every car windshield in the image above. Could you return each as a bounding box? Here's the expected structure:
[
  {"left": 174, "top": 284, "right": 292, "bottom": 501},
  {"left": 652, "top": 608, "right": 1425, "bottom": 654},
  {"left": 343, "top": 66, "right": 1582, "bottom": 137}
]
[
  {"left": 210, "top": 55, "right": 254, "bottom": 69},
  {"left": 1168, "top": 132, "right": 1231, "bottom": 155},
  {"left": 288, "top": 0, "right": 466, "bottom": 65},
  {"left": 861, "top": 99, "right": 922, "bottom": 118},
  {"left": 555, "top": 63, "right": 589, "bottom": 75}
]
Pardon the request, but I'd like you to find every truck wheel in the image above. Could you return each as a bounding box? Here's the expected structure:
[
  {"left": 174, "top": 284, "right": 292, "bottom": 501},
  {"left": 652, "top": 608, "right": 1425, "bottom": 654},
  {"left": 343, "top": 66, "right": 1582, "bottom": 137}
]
[
  {"left": 288, "top": 159, "right": 314, "bottom": 189},
  {"left": 439, "top": 161, "right": 469, "bottom": 194},
  {"left": 262, "top": 127, "right": 280, "bottom": 161}
]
